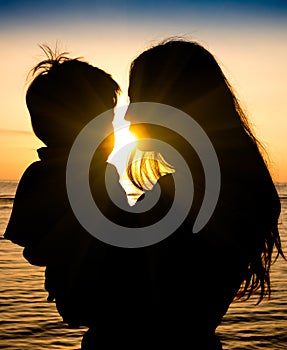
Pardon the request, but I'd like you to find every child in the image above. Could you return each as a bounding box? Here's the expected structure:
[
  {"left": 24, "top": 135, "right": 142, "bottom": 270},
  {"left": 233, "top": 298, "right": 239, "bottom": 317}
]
[
  {"left": 4, "top": 46, "right": 124, "bottom": 326},
  {"left": 4, "top": 45, "right": 120, "bottom": 259}
]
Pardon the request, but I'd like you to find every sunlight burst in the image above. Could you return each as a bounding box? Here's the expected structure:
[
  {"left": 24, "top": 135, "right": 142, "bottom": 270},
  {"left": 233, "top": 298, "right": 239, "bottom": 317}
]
[{"left": 108, "top": 123, "right": 137, "bottom": 174}]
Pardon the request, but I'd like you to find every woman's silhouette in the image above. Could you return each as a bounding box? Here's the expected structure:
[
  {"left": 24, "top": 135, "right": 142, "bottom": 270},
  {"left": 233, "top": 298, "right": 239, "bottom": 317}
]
[{"left": 125, "top": 39, "right": 285, "bottom": 349}]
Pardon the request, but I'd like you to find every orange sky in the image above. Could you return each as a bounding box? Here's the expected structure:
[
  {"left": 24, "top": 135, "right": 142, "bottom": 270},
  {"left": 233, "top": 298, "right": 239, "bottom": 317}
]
[{"left": 0, "top": 19, "right": 286, "bottom": 181}]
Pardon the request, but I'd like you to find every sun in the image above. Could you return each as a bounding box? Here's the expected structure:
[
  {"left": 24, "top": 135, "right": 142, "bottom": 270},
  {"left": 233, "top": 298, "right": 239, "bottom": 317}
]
[
  {"left": 108, "top": 95, "right": 137, "bottom": 168},
  {"left": 108, "top": 123, "right": 137, "bottom": 173},
  {"left": 113, "top": 125, "right": 136, "bottom": 152}
]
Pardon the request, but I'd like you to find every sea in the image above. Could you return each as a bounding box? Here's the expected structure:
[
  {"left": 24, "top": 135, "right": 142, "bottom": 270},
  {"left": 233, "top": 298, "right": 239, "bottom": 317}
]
[{"left": 1, "top": 180, "right": 287, "bottom": 350}]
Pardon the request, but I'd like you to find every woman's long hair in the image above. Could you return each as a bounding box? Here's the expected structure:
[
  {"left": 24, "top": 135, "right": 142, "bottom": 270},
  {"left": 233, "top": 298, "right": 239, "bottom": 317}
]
[
  {"left": 127, "top": 148, "right": 174, "bottom": 190},
  {"left": 127, "top": 38, "right": 285, "bottom": 303}
]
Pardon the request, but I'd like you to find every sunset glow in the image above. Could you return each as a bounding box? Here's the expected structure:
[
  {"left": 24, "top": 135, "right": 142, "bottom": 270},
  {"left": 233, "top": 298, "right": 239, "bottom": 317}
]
[
  {"left": 1, "top": 2, "right": 287, "bottom": 350},
  {"left": 108, "top": 124, "right": 137, "bottom": 175},
  {"left": 0, "top": 2, "right": 286, "bottom": 182}
]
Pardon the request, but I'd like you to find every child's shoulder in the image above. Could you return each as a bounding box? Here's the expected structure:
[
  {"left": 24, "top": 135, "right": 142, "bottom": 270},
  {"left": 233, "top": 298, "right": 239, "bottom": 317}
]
[
  {"left": 20, "top": 159, "right": 46, "bottom": 181},
  {"left": 18, "top": 148, "right": 68, "bottom": 196},
  {"left": 19, "top": 146, "right": 68, "bottom": 186}
]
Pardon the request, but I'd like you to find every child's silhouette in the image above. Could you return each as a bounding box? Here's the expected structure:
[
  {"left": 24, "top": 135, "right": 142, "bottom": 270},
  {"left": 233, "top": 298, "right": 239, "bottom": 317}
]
[{"left": 4, "top": 45, "right": 126, "bottom": 327}]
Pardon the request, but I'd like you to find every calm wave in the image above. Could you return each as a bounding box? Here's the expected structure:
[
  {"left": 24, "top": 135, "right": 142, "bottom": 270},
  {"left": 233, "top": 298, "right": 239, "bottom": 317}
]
[{"left": 1, "top": 181, "right": 287, "bottom": 349}]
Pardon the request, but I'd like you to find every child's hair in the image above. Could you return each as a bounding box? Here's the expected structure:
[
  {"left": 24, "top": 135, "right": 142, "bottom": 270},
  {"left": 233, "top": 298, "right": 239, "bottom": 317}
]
[{"left": 26, "top": 45, "right": 121, "bottom": 146}]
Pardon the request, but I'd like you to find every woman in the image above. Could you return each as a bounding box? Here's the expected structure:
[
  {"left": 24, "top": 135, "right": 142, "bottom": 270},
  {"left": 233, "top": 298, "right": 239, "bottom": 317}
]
[{"left": 125, "top": 39, "right": 285, "bottom": 349}]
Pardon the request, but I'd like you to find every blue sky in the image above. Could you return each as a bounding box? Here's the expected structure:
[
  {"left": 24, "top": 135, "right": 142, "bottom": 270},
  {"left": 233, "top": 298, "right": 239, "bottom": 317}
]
[{"left": 1, "top": 0, "right": 287, "bottom": 25}]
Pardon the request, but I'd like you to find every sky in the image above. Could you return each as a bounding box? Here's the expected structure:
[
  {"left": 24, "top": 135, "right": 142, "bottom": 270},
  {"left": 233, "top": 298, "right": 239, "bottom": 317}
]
[{"left": 0, "top": 0, "right": 287, "bottom": 181}]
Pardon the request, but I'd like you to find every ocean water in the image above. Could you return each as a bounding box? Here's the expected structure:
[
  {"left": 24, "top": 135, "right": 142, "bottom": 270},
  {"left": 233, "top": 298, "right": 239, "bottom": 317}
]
[{"left": 1, "top": 180, "right": 287, "bottom": 349}]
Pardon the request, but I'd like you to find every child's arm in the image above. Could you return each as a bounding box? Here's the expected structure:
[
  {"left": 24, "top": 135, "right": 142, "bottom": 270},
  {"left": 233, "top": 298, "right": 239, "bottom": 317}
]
[
  {"left": 4, "top": 159, "right": 68, "bottom": 252},
  {"left": 4, "top": 161, "right": 44, "bottom": 246}
]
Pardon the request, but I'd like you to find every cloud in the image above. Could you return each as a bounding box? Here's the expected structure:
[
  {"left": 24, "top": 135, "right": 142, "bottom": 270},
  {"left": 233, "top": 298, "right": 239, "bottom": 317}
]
[{"left": 0, "top": 129, "right": 32, "bottom": 135}]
